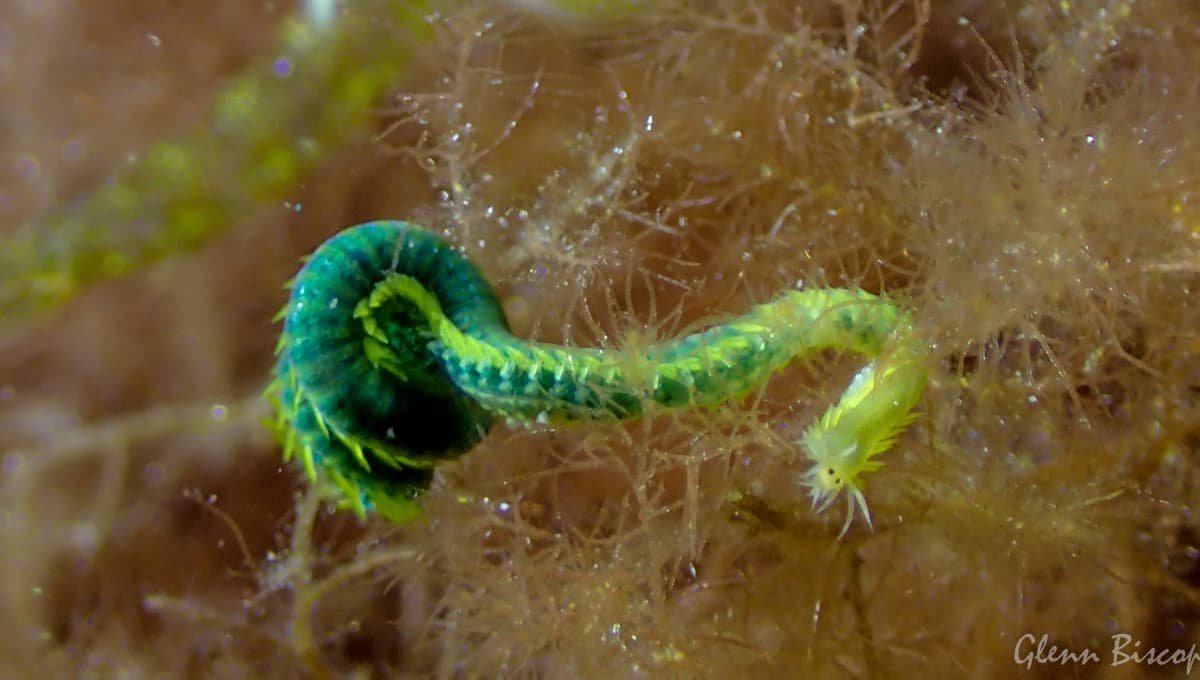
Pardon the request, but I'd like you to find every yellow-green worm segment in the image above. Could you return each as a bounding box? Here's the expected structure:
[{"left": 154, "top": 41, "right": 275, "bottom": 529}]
[{"left": 269, "top": 221, "right": 927, "bottom": 531}]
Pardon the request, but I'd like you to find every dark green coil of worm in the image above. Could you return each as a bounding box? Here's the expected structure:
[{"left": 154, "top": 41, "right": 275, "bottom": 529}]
[{"left": 269, "top": 221, "right": 926, "bottom": 528}]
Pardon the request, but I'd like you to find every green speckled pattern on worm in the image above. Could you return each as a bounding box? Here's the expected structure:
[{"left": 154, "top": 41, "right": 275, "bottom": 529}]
[{"left": 270, "top": 220, "right": 926, "bottom": 528}]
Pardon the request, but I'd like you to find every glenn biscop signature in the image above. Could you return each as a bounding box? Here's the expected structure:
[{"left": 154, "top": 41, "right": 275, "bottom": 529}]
[{"left": 1014, "top": 633, "right": 1200, "bottom": 674}]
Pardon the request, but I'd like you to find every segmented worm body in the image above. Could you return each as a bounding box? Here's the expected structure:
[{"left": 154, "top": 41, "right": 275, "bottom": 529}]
[{"left": 270, "top": 220, "right": 926, "bottom": 531}]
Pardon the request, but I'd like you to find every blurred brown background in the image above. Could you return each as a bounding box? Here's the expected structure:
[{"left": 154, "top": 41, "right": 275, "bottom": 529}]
[{"left": 2, "top": 1, "right": 1199, "bottom": 678}]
